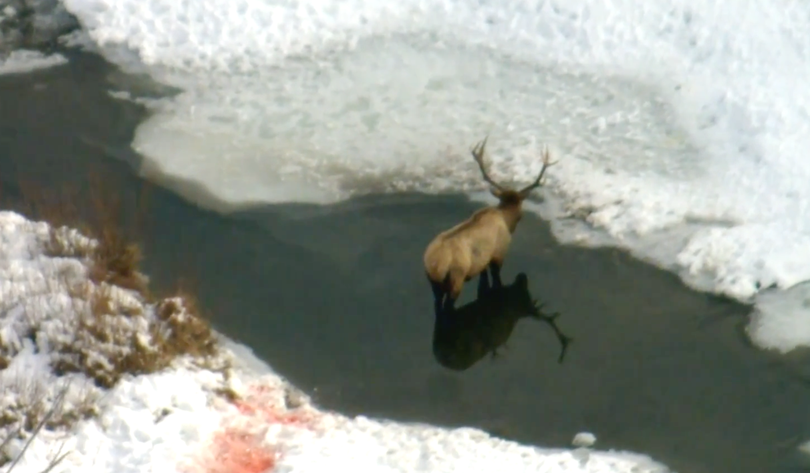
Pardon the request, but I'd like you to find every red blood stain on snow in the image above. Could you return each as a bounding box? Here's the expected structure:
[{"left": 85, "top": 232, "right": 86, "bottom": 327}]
[
  {"left": 233, "top": 386, "right": 315, "bottom": 427},
  {"left": 186, "top": 383, "right": 317, "bottom": 473},
  {"left": 199, "top": 430, "right": 277, "bottom": 473}
]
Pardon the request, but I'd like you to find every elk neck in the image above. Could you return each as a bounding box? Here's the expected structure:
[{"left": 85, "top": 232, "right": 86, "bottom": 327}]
[{"left": 496, "top": 201, "right": 523, "bottom": 233}]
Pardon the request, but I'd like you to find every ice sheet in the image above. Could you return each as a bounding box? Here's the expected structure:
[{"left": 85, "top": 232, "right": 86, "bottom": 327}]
[{"left": 0, "top": 49, "right": 66, "bottom": 74}]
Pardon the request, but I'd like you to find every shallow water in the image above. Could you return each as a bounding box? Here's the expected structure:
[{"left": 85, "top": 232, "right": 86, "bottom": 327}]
[{"left": 2, "top": 50, "right": 810, "bottom": 473}]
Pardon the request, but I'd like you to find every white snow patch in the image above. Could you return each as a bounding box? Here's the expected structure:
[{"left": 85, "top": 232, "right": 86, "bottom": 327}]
[
  {"left": 0, "top": 210, "right": 671, "bottom": 472},
  {"left": 0, "top": 50, "right": 67, "bottom": 75},
  {"left": 746, "top": 282, "right": 810, "bottom": 354},
  {"left": 573, "top": 432, "right": 597, "bottom": 448},
  {"left": 799, "top": 439, "right": 810, "bottom": 456}
]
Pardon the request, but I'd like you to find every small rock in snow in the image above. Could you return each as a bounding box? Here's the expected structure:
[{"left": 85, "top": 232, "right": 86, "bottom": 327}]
[{"left": 572, "top": 432, "right": 597, "bottom": 448}]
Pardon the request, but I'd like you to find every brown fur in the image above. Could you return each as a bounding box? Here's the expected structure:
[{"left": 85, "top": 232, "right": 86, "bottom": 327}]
[
  {"left": 423, "top": 136, "right": 557, "bottom": 314},
  {"left": 423, "top": 199, "right": 520, "bottom": 295}
]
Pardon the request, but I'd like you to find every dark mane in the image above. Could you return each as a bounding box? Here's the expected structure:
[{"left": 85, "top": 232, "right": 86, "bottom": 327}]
[{"left": 496, "top": 190, "right": 522, "bottom": 207}]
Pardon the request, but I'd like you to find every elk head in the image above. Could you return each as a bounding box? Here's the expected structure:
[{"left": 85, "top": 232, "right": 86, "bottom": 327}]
[{"left": 469, "top": 136, "right": 557, "bottom": 231}]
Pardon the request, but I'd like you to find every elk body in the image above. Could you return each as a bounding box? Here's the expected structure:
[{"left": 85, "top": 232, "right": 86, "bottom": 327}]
[{"left": 423, "top": 137, "right": 557, "bottom": 316}]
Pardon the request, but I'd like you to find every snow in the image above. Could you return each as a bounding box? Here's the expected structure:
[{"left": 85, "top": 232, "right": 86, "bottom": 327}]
[
  {"left": 51, "top": 0, "right": 810, "bottom": 354},
  {"left": 573, "top": 432, "right": 597, "bottom": 448},
  {"left": 0, "top": 0, "right": 79, "bottom": 50},
  {"left": 0, "top": 50, "right": 66, "bottom": 74},
  {"left": 0, "top": 211, "right": 672, "bottom": 472}
]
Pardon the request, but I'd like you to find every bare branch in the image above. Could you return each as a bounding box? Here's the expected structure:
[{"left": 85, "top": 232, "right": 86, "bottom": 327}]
[
  {"left": 0, "top": 424, "right": 24, "bottom": 462},
  {"left": 4, "top": 381, "right": 72, "bottom": 473},
  {"left": 38, "top": 441, "right": 71, "bottom": 473},
  {"left": 470, "top": 136, "right": 507, "bottom": 191},
  {"left": 518, "top": 145, "right": 558, "bottom": 196}
]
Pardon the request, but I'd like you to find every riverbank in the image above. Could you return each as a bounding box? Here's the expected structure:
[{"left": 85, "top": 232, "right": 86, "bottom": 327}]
[{"left": 1, "top": 49, "right": 810, "bottom": 473}]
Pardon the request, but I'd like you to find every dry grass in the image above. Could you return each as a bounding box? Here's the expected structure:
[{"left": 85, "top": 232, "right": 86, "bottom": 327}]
[
  {"left": 0, "top": 156, "right": 230, "bottom": 471},
  {"left": 0, "top": 380, "right": 80, "bottom": 471},
  {"left": 86, "top": 227, "right": 149, "bottom": 295},
  {"left": 157, "top": 295, "right": 219, "bottom": 360},
  {"left": 48, "top": 257, "right": 222, "bottom": 389},
  {"left": 0, "top": 378, "right": 99, "bottom": 435},
  {"left": 2, "top": 168, "right": 225, "bottom": 389},
  {"left": 13, "top": 170, "right": 153, "bottom": 298}
]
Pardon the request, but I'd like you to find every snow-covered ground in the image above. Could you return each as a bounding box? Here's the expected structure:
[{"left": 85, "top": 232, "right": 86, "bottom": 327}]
[
  {"left": 0, "top": 211, "right": 672, "bottom": 472},
  {"left": 1, "top": 0, "right": 809, "bottom": 469},
  {"left": 0, "top": 0, "right": 78, "bottom": 51}
]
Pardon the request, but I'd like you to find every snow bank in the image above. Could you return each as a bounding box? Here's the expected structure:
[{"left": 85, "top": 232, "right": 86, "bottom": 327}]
[
  {"left": 0, "top": 0, "right": 78, "bottom": 51},
  {"left": 0, "top": 212, "right": 672, "bottom": 472},
  {"left": 52, "top": 0, "right": 810, "bottom": 354}
]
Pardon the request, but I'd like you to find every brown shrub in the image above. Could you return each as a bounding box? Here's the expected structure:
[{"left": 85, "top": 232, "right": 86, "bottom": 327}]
[
  {"left": 4, "top": 167, "right": 222, "bottom": 389},
  {"left": 50, "top": 281, "right": 222, "bottom": 389},
  {"left": 87, "top": 227, "right": 149, "bottom": 296},
  {"left": 11, "top": 168, "right": 153, "bottom": 298},
  {"left": 0, "top": 163, "right": 229, "bottom": 462}
]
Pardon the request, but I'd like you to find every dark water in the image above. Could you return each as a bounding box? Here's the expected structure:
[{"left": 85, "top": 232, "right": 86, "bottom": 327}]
[{"left": 2, "top": 50, "right": 810, "bottom": 473}]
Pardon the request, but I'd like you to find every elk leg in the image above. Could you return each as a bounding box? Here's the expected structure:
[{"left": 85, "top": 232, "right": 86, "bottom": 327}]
[
  {"left": 477, "top": 270, "right": 491, "bottom": 298},
  {"left": 488, "top": 261, "right": 503, "bottom": 288},
  {"left": 442, "top": 297, "right": 455, "bottom": 313},
  {"left": 429, "top": 279, "right": 445, "bottom": 317},
  {"left": 443, "top": 271, "right": 465, "bottom": 312}
]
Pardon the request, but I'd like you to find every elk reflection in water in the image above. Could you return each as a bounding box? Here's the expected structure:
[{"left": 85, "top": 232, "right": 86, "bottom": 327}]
[{"left": 432, "top": 272, "right": 572, "bottom": 371}]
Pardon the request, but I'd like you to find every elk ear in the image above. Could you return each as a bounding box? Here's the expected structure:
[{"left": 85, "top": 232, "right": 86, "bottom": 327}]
[{"left": 489, "top": 187, "right": 503, "bottom": 198}]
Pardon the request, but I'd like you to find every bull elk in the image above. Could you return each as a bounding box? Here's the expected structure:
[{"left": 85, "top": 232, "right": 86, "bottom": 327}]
[{"left": 423, "top": 136, "right": 557, "bottom": 316}]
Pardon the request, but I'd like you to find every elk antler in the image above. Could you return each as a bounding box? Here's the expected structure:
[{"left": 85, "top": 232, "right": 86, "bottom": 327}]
[
  {"left": 518, "top": 146, "right": 558, "bottom": 196},
  {"left": 470, "top": 136, "right": 507, "bottom": 191}
]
